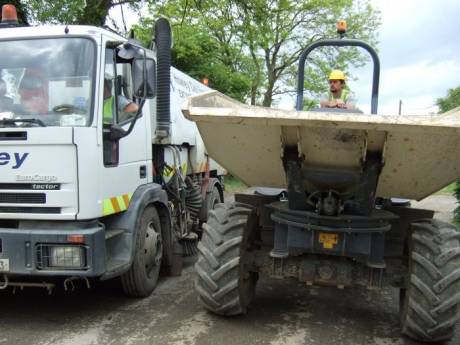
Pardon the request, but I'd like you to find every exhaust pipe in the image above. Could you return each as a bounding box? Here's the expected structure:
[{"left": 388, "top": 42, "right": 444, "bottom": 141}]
[{"left": 154, "top": 18, "right": 172, "bottom": 138}]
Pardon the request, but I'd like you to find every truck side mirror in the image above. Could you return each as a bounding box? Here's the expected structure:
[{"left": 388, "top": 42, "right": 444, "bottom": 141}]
[{"left": 132, "top": 58, "right": 156, "bottom": 99}]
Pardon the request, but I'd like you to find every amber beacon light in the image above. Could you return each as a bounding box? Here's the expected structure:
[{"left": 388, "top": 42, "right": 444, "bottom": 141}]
[
  {"left": 1, "top": 4, "right": 19, "bottom": 24},
  {"left": 336, "top": 20, "right": 347, "bottom": 35}
]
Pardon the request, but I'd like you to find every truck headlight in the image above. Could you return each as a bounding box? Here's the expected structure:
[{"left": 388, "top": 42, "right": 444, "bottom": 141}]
[{"left": 49, "top": 246, "right": 85, "bottom": 269}]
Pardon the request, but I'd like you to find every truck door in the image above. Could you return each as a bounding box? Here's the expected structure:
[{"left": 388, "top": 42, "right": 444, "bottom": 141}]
[{"left": 100, "top": 46, "right": 149, "bottom": 216}]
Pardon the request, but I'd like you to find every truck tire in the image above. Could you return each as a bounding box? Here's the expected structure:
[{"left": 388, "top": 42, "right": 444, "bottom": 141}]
[
  {"left": 199, "top": 183, "right": 223, "bottom": 223},
  {"left": 195, "top": 202, "right": 257, "bottom": 315},
  {"left": 400, "top": 219, "right": 460, "bottom": 342},
  {"left": 121, "top": 206, "right": 163, "bottom": 297}
]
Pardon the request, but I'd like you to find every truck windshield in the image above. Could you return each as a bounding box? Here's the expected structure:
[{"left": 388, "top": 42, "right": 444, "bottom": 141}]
[{"left": 0, "top": 38, "right": 95, "bottom": 127}]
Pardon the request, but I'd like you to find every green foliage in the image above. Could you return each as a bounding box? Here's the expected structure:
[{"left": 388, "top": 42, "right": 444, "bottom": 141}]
[
  {"left": 436, "top": 86, "right": 460, "bottom": 113},
  {"left": 454, "top": 182, "right": 460, "bottom": 225},
  {"left": 25, "top": 0, "right": 86, "bottom": 24},
  {"left": 224, "top": 175, "right": 247, "bottom": 194},
  {"left": 302, "top": 97, "right": 318, "bottom": 110},
  {"left": 146, "top": 0, "right": 380, "bottom": 106},
  {"left": 134, "top": 1, "right": 253, "bottom": 102},
  {"left": 436, "top": 183, "right": 457, "bottom": 195},
  {"left": 167, "top": 20, "right": 252, "bottom": 102},
  {"left": 23, "top": 0, "right": 143, "bottom": 27}
]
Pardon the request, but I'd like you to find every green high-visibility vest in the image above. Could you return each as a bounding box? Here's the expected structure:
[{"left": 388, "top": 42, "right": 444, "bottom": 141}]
[
  {"left": 103, "top": 96, "right": 114, "bottom": 123},
  {"left": 329, "top": 88, "right": 350, "bottom": 102}
]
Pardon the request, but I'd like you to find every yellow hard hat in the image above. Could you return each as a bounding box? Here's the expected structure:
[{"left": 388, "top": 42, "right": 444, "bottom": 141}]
[{"left": 329, "top": 70, "right": 346, "bottom": 81}]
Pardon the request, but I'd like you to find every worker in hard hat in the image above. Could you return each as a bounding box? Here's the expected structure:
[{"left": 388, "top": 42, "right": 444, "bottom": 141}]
[{"left": 320, "top": 70, "right": 355, "bottom": 109}]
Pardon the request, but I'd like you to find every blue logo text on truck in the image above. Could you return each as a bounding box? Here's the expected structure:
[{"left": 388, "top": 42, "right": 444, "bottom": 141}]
[{"left": 0, "top": 152, "right": 29, "bottom": 169}]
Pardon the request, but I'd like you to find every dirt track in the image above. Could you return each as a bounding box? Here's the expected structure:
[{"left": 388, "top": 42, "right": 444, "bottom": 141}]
[{"left": 0, "top": 194, "right": 458, "bottom": 345}]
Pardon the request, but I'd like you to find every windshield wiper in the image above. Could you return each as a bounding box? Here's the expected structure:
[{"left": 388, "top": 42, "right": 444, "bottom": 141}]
[{"left": 0, "top": 118, "right": 46, "bottom": 127}]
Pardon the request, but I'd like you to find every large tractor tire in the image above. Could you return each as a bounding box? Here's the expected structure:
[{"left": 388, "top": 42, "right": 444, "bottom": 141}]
[
  {"left": 195, "top": 202, "right": 257, "bottom": 315},
  {"left": 121, "top": 206, "right": 163, "bottom": 297},
  {"left": 400, "top": 219, "right": 460, "bottom": 342}
]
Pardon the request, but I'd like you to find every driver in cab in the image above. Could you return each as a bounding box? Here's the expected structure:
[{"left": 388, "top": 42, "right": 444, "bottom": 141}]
[
  {"left": 320, "top": 70, "right": 356, "bottom": 110},
  {"left": 103, "top": 76, "right": 138, "bottom": 124},
  {"left": 17, "top": 71, "right": 48, "bottom": 114}
]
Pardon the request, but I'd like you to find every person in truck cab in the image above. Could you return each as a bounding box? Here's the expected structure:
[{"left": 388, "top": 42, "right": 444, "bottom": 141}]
[
  {"left": 17, "top": 70, "right": 49, "bottom": 114},
  {"left": 103, "top": 76, "right": 138, "bottom": 124},
  {"left": 320, "top": 70, "right": 356, "bottom": 109}
]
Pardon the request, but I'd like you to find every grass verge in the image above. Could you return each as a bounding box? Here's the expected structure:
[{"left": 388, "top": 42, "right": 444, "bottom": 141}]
[
  {"left": 436, "top": 183, "right": 457, "bottom": 195},
  {"left": 224, "top": 175, "right": 247, "bottom": 194}
]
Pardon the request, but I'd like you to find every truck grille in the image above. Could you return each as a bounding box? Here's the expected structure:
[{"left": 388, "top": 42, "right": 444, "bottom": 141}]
[
  {"left": 0, "top": 193, "right": 46, "bottom": 204},
  {"left": 0, "top": 131, "right": 27, "bottom": 141},
  {"left": 0, "top": 206, "right": 60, "bottom": 214}
]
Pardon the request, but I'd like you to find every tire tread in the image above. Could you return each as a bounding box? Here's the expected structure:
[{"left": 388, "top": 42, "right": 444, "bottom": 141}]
[
  {"left": 195, "top": 202, "right": 256, "bottom": 316},
  {"left": 401, "top": 219, "right": 460, "bottom": 342}
]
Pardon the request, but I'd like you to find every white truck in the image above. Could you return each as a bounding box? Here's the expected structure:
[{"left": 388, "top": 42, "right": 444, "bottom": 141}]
[{"left": 0, "top": 6, "right": 224, "bottom": 296}]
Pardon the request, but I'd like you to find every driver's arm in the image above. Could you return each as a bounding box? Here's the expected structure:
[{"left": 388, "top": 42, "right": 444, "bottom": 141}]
[
  {"left": 123, "top": 102, "right": 138, "bottom": 113},
  {"left": 118, "top": 96, "right": 138, "bottom": 114}
]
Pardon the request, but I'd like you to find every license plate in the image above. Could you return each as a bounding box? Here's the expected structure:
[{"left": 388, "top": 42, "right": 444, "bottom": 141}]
[
  {"left": 318, "top": 233, "right": 338, "bottom": 249},
  {"left": 0, "top": 258, "right": 9, "bottom": 272}
]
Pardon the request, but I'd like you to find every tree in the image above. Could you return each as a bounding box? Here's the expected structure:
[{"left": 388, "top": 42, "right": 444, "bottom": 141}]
[
  {"left": 437, "top": 86, "right": 460, "bottom": 225},
  {"left": 437, "top": 86, "right": 460, "bottom": 113},
  {"left": 146, "top": 0, "right": 380, "bottom": 106},
  {"left": 23, "top": 0, "right": 144, "bottom": 28},
  {"left": 237, "top": 0, "right": 380, "bottom": 107},
  {"left": 133, "top": 1, "right": 254, "bottom": 102}
]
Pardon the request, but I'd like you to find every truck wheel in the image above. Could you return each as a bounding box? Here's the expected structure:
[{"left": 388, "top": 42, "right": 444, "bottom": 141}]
[
  {"left": 121, "top": 206, "right": 163, "bottom": 297},
  {"left": 195, "top": 202, "right": 257, "bottom": 315},
  {"left": 400, "top": 219, "right": 460, "bottom": 342},
  {"left": 199, "top": 183, "right": 223, "bottom": 223}
]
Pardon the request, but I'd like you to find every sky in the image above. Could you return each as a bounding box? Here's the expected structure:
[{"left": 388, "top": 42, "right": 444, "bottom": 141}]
[
  {"left": 110, "top": 0, "right": 460, "bottom": 115},
  {"left": 350, "top": 0, "right": 460, "bottom": 114}
]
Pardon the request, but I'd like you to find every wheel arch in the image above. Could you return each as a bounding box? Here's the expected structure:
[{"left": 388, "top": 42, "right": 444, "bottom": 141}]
[
  {"left": 206, "top": 177, "right": 224, "bottom": 202},
  {"left": 214, "top": 178, "right": 224, "bottom": 203},
  {"left": 101, "top": 183, "right": 176, "bottom": 278}
]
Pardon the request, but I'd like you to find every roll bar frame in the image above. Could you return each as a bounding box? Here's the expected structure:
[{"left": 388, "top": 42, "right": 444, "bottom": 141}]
[{"left": 295, "top": 38, "right": 380, "bottom": 114}]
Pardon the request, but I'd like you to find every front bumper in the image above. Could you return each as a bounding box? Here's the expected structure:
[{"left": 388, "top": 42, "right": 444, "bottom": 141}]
[{"left": 0, "top": 224, "right": 106, "bottom": 277}]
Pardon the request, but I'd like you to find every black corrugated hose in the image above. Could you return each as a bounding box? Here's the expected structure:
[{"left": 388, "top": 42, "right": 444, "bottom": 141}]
[{"left": 154, "top": 18, "right": 172, "bottom": 137}]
